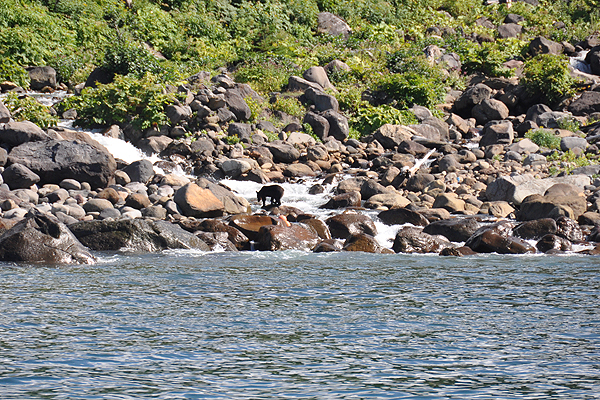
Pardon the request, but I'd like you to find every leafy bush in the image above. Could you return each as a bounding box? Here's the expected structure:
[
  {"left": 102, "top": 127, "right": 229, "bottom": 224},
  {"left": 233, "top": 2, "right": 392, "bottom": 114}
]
[
  {"left": 59, "top": 73, "right": 176, "bottom": 131},
  {"left": 102, "top": 42, "right": 163, "bottom": 78},
  {"left": 0, "top": 58, "right": 30, "bottom": 88},
  {"left": 377, "top": 71, "right": 446, "bottom": 109},
  {"left": 2, "top": 93, "right": 59, "bottom": 128},
  {"left": 350, "top": 102, "right": 418, "bottom": 136},
  {"left": 556, "top": 116, "right": 582, "bottom": 133},
  {"left": 270, "top": 96, "right": 305, "bottom": 118},
  {"left": 233, "top": 56, "right": 300, "bottom": 95},
  {"left": 525, "top": 128, "right": 561, "bottom": 149},
  {"left": 522, "top": 54, "right": 577, "bottom": 104}
]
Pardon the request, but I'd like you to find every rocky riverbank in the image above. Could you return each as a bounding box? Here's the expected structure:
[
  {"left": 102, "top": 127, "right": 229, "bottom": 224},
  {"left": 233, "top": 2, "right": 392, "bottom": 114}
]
[{"left": 2, "top": 28, "right": 600, "bottom": 263}]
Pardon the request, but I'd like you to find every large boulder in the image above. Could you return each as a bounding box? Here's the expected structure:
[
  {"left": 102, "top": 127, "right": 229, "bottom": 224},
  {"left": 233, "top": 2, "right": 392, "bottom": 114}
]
[
  {"left": 486, "top": 174, "right": 590, "bottom": 205},
  {"left": 586, "top": 45, "right": 600, "bottom": 75},
  {"left": 466, "top": 229, "right": 535, "bottom": 254},
  {"left": 0, "top": 121, "right": 53, "bottom": 147},
  {"left": 303, "top": 112, "right": 329, "bottom": 140},
  {"left": 322, "top": 110, "right": 349, "bottom": 141},
  {"left": 2, "top": 163, "right": 40, "bottom": 189},
  {"left": 343, "top": 233, "right": 392, "bottom": 253},
  {"left": 196, "top": 178, "right": 250, "bottom": 214},
  {"left": 0, "top": 211, "right": 95, "bottom": 264},
  {"left": 8, "top": 139, "right": 116, "bottom": 189},
  {"left": 180, "top": 218, "right": 250, "bottom": 250},
  {"left": 372, "top": 124, "right": 413, "bottom": 149},
  {"left": 378, "top": 208, "right": 429, "bottom": 227},
  {"left": 122, "top": 159, "right": 154, "bottom": 183},
  {"left": 422, "top": 218, "right": 480, "bottom": 242},
  {"left": 392, "top": 226, "right": 451, "bottom": 253},
  {"left": 517, "top": 193, "right": 587, "bottom": 221},
  {"left": 326, "top": 212, "right": 377, "bottom": 239},
  {"left": 472, "top": 99, "right": 509, "bottom": 124},
  {"left": 320, "top": 191, "right": 361, "bottom": 209},
  {"left": 317, "top": 12, "right": 351, "bottom": 39},
  {"left": 69, "top": 218, "right": 210, "bottom": 252},
  {"left": 256, "top": 223, "right": 320, "bottom": 251},
  {"left": 173, "top": 183, "right": 224, "bottom": 218},
  {"left": 567, "top": 91, "right": 600, "bottom": 116},
  {"left": 479, "top": 120, "right": 514, "bottom": 147},
  {"left": 453, "top": 83, "right": 492, "bottom": 117},
  {"left": 266, "top": 141, "right": 301, "bottom": 163},
  {"left": 224, "top": 89, "right": 251, "bottom": 121},
  {"left": 27, "top": 66, "right": 57, "bottom": 90},
  {"left": 229, "top": 214, "right": 279, "bottom": 241},
  {"left": 529, "top": 36, "right": 563, "bottom": 56},
  {"left": 536, "top": 234, "right": 572, "bottom": 253}
]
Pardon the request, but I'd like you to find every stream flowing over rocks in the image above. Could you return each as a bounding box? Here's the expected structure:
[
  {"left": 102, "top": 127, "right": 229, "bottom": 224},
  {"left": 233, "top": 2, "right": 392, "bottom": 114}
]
[{"left": 3, "top": 30, "right": 600, "bottom": 263}]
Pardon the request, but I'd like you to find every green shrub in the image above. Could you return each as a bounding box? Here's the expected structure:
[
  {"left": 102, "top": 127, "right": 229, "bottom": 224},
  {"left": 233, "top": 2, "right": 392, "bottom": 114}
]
[
  {"left": 522, "top": 54, "right": 577, "bottom": 104},
  {"left": 59, "top": 73, "right": 176, "bottom": 131},
  {"left": 233, "top": 56, "right": 300, "bottom": 95},
  {"left": 556, "top": 116, "right": 582, "bottom": 133},
  {"left": 102, "top": 41, "right": 163, "bottom": 78},
  {"left": 350, "top": 101, "right": 418, "bottom": 136},
  {"left": 525, "top": 128, "right": 561, "bottom": 149},
  {"left": 270, "top": 96, "right": 305, "bottom": 118},
  {"left": 2, "top": 93, "right": 59, "bottom": 128},
  {"left": 377, "top": 71, "right": 446, "bottom": 109},
  {"left": 0, "top": 58, "right": 30, "bottom": 88}
]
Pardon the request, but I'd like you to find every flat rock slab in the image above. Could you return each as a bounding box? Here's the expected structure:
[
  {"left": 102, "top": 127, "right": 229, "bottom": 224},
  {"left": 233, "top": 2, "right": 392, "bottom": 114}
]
[{"left": 486, "top": 174, "right": 590, "bottom": 205}]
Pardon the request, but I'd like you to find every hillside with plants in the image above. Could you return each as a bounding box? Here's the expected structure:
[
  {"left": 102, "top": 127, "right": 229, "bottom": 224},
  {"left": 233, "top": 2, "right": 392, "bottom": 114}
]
[{"left": 1, "top": 0, "right": 599, "bottom": 137}]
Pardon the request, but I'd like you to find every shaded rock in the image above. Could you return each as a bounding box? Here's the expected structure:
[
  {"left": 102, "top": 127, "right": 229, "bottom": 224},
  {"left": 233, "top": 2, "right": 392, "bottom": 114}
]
[
  {"left": 536, "top": 234, "right": 572, "bottom": 252},
  {"left": 288, "top": 76, "right": 323, "bottom": 92},
  {"left": 320, "top": 191, "right": 361, "bottom": 209},
  {"left": 2, "top": 163, "right": 40, "bottom": 189},
  {"left": 122, "top": 159, "right": 154, "bottom": 184},
  {"left": 70, "top": 218, "right": 209, "bottom": 252},
  {"left": 313, "top": 239, "right": 343, "bottom": 253},
  {"left": 423, "top": 218, "right": 480, "bottom": 242},
  {"left": 466, "top": 229, "right": 535, "bottom": 254},
  {"left": 0, "top": 211, "right": 95, "bottom": 264},
  {"left": 304, "top": 88, "right": 337, "bottom": 112},
  {"left": 518, "top": 193, "right": 587, "bottom": 221},
  {"left": 224, "top": 90, "right": 251, "bottom": 121},
  {"left": 182, "top": 218, "right": 249, "bottom": 251},
  {"left": 568, "top": 91, "right": 600, "bottom": 116},
  {"left": 195, "top": 231, "right": 238, "bottom": 252},
  {"left": 405, "top": 173, "right": 435, "bottom": 192},
  {"left": 555, "top": 216, "right": 584, "bottom": 242},
  {"left": 392, "top": 226, "right": 451, "bottom": 253},
  {"left": 8, "top": 139, "right": 116, "bottom": 189},
  {"left": 0, "top": 101, "right": 11, "bottom": 123},
  {"left": 28, "top": 66, "right": 57, "bottom": 90},
  {"left": 529, "top": 36, "right": 563, "bottom": 56},
  {"left": 585, "top": 45, "right": 600, "bottom": 75},
  {"left": 453, "top": 83, "right": 492, "bottom": 116},
  {"left": 472, "top": 99, "right": 510, "bottom": 124},
  {"left": 303, "top": 112, "right": 329, "bottom": 140},
  {"left": 229, "top": 214, "right": 279, "bottom": 241},
  {"left": 343, "top": 233, "right": 392, "bottom": 253},
  {"left": 378, "top": 207, "right": 429, "bottom": 227},
  {"left": 266, "top": 141, "right": 301, "bottom": 163},
  {"left": 498, "top": 23, "right": 522, "bottom": 38},
  {"left": 439, "top": 246, "right": 477, "bottom": 256},
  {"left": 256, "top": 224, "right": 320, "bottom": 251},
  {"left": 165, "top": 104, "right": 192, "bottom": 125},
  {"left": 0, "top": 121, "right": 52, "bottom": 147},
  {"left": 479, "top": 120, "right": 514, "bottom": 147},
  {"left": 513, "top": 218, "right": 558, "bottom": 240},
  {"left": 322, "top": 110, "right": 349, "bottom": 141},
  {"left": 326, "top": 212, "right": 377, "bottom": 239},
  {"left": 173, "top": 183, "right": 224, "bottom": 218}
]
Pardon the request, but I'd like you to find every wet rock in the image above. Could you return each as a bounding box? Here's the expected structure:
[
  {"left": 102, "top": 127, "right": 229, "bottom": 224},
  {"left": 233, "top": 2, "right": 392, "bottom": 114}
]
[
  {"left": 466, "top": 230, "right": 535, "bottom": 254},
  {"left": 313, "top": 239, "right": 343, "bottom": 253},
  {"left": 555, "top": 216, "right": 584, "bottom": 242},
  {"left": 195, "top": 231, "right": 238, "bottom": 251},
  {"left": 173, "top": 183, "right": 224, "bottom": 218},
  {"left": 518, "top": 194, "right": 587, "bottom": 221},
  {"left": 326, "top": 212, "right": 377, "bottom": 239},
  {"left": 320, "top": 191, "right": 361, "bottom": 209},
  {"left": 536, "top": 234, "right": 572, "bottom": 253},
  {"left": 343, "top": 233, "right": 393, "bottom": 253},
  {"left": 423, "top": 218, "right": 480, "bottom": 242},
  {"left": 439, "top": 246, "right": 477, "bottom": 256},
  {"left": 256, "top": 223, "right": 320, "bottom": 251},
  {"left": 299, "top": 217, "right": 331, "bottom": 240},
  {"left": 378, "top": 207, "right": 429, "bottom": 227},
  {"left": 70, "top": 218, "right": 210, "bottom": 252},
  {"left": 8, "top": 139, "right": 116, "bottom": 189},
  {"left": 229, "top": 214, "right": 279, "bottom": 241},
  {"left": 392, "top": 226, "right": 451, "bottom": 253},
  {"left": 183, "top": 218, "right": 249, "bottom": 250}
]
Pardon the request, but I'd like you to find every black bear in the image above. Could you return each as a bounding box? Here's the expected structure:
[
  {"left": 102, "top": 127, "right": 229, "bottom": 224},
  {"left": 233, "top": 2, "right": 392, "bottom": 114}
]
[{"left": 257, "top": 184, "right": 284, "bottom": 207}]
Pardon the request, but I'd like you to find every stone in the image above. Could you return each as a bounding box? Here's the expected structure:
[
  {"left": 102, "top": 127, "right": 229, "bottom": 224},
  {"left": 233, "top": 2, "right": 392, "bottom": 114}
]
[
  {"left": 284, "top": 163, "right": 316, "bottom": 178},
  {"left": 122, "top": 160, "right": 155, "bottom": 184},
  {"left": 479, "top": 120, "right": 514, "bottom": 147},
  {"left": 508, "top": 139, "right": 539, "bottom": 154},
  {"left": 165, "top": 104, "right": 192, "bottom": 125},
  {"left": 173, "top": 183, "right": 224, "bottom": 218},
  {"left": 27, "top": 66, "right": 57, "bottom": 90},
  {"left": 288, "top": 76, "right": 323, "bottom": 92},
  {"left": 432, "top": 193, "right": 466, "bottom": 213},
  {"left": 498, "top": 23, "right": 522, "bottom": 38},
  {"left": 320, "top": 191, "right": 361, "bottom": 209},
  {"left": 423, "top": 218, "right": 480, "bottom": 242},
  {"left": 304, "top": 87, "right": 338, "bottom": 112},
  {"left": 343, "top": 233, "right": 392, "bottom": 253},
  {"left": 322, "top": 110, "right": 349, "bottom": 141},
  {"left": 378, "top": 208, "right": 429, "bottom": 227},
  {"left": 405, "top": 173, "right": 435, "bottom": 192},
  {"left": 372, "top": 124, "right": 413, "bottom": 149},
  {"left": 8, "top": 139, "right": 116, "bottom": 189},
  {"left": 256, "top": 223, "right": 320, "bottom": 251},
  {"left": 466, "top": 230, "right": 535, "bottom": 254},
  {"left": 224, "top": 89, "right": 251, "bottom": 121},
  {"left": 518, "top": 193, "right": 587, "bottom": 221},
  {"left": 141, "top": 205, "right": 167, "bottom": 219},
  {"left": 392, "top": 226, "right": 451, "bottom": 253},
  {"left": 303, "top": 112, "right": 330, "bottom": 140},
  {"left": 313, "top": 239, "right": 343, "bottom": 253},
  {"left": 453, "top": 83, "right": 492, "bottom": 116},
  {"left": 287, "top": 132, "right": 316, "bottom": 147},
  {"left": 266, "top": 141, "right": 301, "bottom": 163},
  {"left": 137, "top": 136, "right": 173, "bottom": 156},
  {"left": 529, "top": 36, "right": 563, "bottom": 56},
  {"left": 0, "top": 121, "right": 52, "bottom": 147},
  {"left": 0, "top": 211, "right": 95, "bottom": 264},
  {"left": 513, "top": 218, "right": 558, "bottom": 240},
  {"left": 303, "top": 67, "right": 335, "bottom": 92},
  {"left": 472, "top": 99, "right": 510, "bottom": 124},
  {"left": 585, "top": 45, "right": 600, "bottom": 75},
  {"left": 536, "top": 234, "right": 572, "bottom": 252},
  {"left": 70, "top": 218, "right": 210, "bottom": 252},
  {"left": 220, "top": 158, "right": 252, "bottom": 177},
  {"left": 195, "top": 231, "right": 238, "bottom": 252},
  {"left": 439, "top": 246, "right": 478, "bottom": 256},
  {"left": 0, "top": 101, "right": 11, "bottom": 123},
  {"left": 560, "top": 136, "right": 588, "bottom": 152},
  {"left": 189, "top": 219, "right": 249, "bottom": 250},
  {"left": 125, "top": 193, "right": 151, "bottom": 209},
  {"left": 307, "top": 144, "right": 329, "bottom": 161},
  {"left": 326, "top": 212, "right": 377, "bottom": 239},
  {"left": 83, "top": 198, "right": 114, "bottom": 213},
  {"left": 317, "top": 12, "right": 351, "bottom": 39},
  {"left": 229, "top": 214, "right": 279, "bottom": 241},
  {"left": 2, "top": 163, "right": 40, "bottom": 189},
  {"left": 555, "top": 216, "right": 584, "bottom": 242},
  {"left": 325, "top": 60, "right": 351, "bottom": 74},
  {"left": 486, "top": 174, "right": 590, "bottom": 205},
  {"left": 364, "top": 193, "right": 411, "bottom": 209},
  {"left": 480, "top": 201, "right": 515, "bottom": 218}
]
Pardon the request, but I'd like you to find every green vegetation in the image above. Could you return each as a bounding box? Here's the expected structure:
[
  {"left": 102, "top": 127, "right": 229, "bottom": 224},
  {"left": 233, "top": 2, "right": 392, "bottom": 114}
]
[
  {"left": 2, "top": 93, "right": 59, "bottom": 128},
  {"left": 522, "top": 54, "right": 577, "bottom": 105},
  {"left": 525, "top": 128, "right": 561, "bottom": 149},
  {"left": 1, "top": 0, "right": 598, "bottom": 135},
  {"left": 547, "top": 149, "right": 595, "bottom": 175}
]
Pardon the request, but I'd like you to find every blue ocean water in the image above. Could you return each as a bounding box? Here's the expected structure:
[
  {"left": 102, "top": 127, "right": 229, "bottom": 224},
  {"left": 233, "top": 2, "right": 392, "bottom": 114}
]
[{"left": 1, "top": 251, "right": 599, "bottom": 399}]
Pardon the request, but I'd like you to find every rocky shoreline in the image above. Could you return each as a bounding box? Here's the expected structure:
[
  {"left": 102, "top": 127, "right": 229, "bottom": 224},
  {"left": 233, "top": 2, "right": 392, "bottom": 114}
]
[{"left": 2, "top": 31, "right": 600, "bottom": 263}]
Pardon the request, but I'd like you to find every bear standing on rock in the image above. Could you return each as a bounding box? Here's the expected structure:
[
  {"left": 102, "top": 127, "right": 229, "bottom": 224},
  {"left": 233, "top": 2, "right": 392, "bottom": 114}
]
[{"left": 257, "top": 185, "right": 284, "bottom": 207}]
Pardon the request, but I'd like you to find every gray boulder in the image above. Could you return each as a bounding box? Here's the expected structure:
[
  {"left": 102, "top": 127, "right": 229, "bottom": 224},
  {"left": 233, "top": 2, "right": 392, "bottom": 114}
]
[
  {"left": 472, "top": 99, "right": 509, "bottom": 124},
  {"left": 0, "top": 121, "right": 52, "bottom": 147},
  {"left": 479, "top": 120, "right": 514, "bottom": 147},
  {"left": 322, "top": 110, "right": 349, "bottom": 141},
  {"left": 497, "top": 23, "right": 522, "bottom": 39},
  {"left": 567, "top": 91, "right": 600, "bottom": 116},
  {"left": 305, "top": 87, "right": 338, "bottom": 112},
  {"left": 486, "top": 174, "right": 590, "bottom": 205},
  {"left": 585, "top": 45, "right": 600, "bottom": 75},
  {"left": 288, "top": 76, "right": 323, "bottom": 92},
  {"left": 303, "top": 67, "right": 334, "bottom": 91},
  {"left": 373, "top": 124, "right": 413, "bottom": 149},
  {"left": 224, "top": 90, "right": 251, "bottom": 121},
  {"left": 69, "top": 218, "right": 210, "bottom": 252},
  {"left": 2, "top": 163, "right": 40, "bottom": 189},
  {"left": 122, "top": 159, "right": 154, "bottom": 183},
  {"left": 317, "top": 12, "right": 351, "bottom": 39},
  {"left": 8, "top": 139, "right": 116, "bottom": 189},
  {"left": 0, "top": 211, "right": 95, "bottom": 264},
  {"left": 453, "top": 83, "right": 492, "bottom": 116},
  {"left": 266, "top": 141, "right": 301, "bottom": 163},
  {"left": 303, "top": 112, "right": 330, "bottom": 140},
  {"left": 27, "top": 66, "right": 57, "bottom": 90},
  {"left": 560, "top": 136, "right": 588, "bottom": 151},
  {"left": 529, "top": 36, "right": 563, "bottom": 56},
  {"left": 0, "top": 101, "right": 10, "bottom": 123}
]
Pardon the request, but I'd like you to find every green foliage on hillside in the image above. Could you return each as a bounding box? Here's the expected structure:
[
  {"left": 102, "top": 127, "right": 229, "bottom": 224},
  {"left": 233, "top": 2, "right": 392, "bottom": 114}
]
[{"left": 1, "top": 0, "right": 598, "bottom": 135}]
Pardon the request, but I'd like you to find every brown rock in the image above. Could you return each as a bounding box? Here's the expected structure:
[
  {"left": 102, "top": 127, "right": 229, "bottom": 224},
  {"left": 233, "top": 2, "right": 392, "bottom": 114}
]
[
  {"left": 392, "top": 226, "right": 451, "bottom": 253},
  {"left": 466, "top": 230, "right": 535, "bottom": 254},
  {"left": 440, "top": 246, "right": 477, "bottom": 256},
  {"left": 320, "top": 191, "right": 361, "bottom": 209},
  {"left": 513, "top": 218, "right": 558, "bottom": 240},
  {"left": 256, "top": 224, "right": 320, "bottom": 251},
  {"left": 377, "top": 208, "right": 429, "bottom": 227},
  {"left": 174, "top": 183, "right": 224, "bottom": 218},
  {"left": 125, "top": 193, "right": 151, "bottom": 209},
  {"left": 536, "top": 234, "right": 572, "bottom": 253},
  {"left": 326, "top": 212, "right": 377, "bottom": 239},
  {"left": 343, "top": 233, "right": 393, "bottom": 253},
  {"left": 229, "top": 214, "right": 279, "bottom": 241}
]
